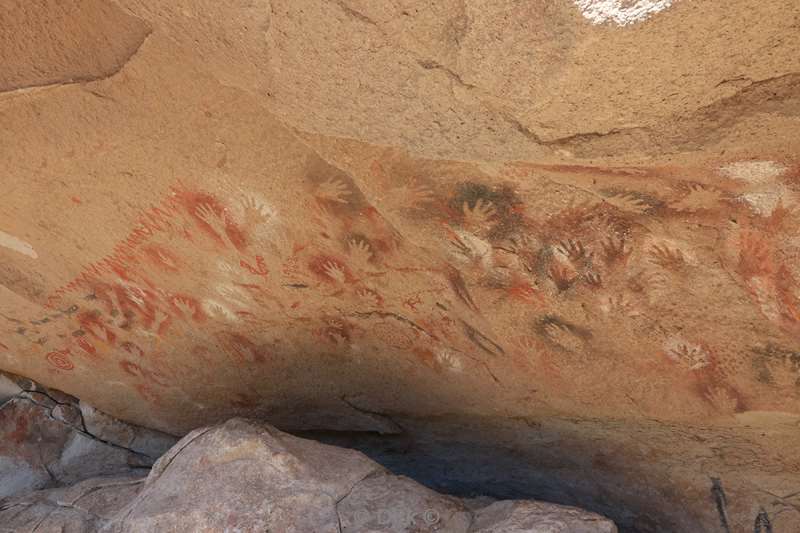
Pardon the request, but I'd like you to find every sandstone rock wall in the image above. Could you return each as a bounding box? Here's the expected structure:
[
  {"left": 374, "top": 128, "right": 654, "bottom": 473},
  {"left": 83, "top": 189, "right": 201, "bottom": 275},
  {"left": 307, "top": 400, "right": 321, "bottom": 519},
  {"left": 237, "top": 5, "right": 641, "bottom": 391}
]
[{"left": 1, "top": 1, "right": 799, "bottom": 530}]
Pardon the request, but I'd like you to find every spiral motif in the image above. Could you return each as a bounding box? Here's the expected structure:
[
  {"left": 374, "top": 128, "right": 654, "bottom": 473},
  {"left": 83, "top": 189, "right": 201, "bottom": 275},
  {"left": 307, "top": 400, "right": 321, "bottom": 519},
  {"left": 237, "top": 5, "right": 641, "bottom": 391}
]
[
  {"left": 422, "top": 509, "right": 440, "bottom": 525},
  {"left": 46, "top": 350, "right": 74, "bottom": 371}
]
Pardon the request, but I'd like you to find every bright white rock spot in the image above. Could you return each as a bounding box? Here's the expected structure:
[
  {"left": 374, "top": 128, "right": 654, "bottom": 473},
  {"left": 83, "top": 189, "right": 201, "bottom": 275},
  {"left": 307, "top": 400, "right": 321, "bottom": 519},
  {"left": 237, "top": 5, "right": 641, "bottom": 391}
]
[
  {"left": 0, "top": 230, "right": 37, "bottom": 258},
  {"left": 719, "top": 160, "right": 788, "bottom": 185},
  {"left": 574, "top": 0, "right": 676, "bottom": 26}
]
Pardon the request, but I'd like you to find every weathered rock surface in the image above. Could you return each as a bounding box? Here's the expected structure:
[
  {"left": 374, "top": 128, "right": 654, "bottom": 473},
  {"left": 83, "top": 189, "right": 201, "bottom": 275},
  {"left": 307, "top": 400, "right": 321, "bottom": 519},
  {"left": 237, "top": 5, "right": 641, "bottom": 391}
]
[
  {"left": 104, "top": 418, "right": 616, "bottom": 532},
  {"left": 1, "top": 0, "right": 799, "bottom": 531},
  {"left": 0, "top": 474, "right": 146, "bottom": 533},
  {"left": 0, "top": 374, "right": 175, "bottom": 500},
  {"left": 0, "top": 416, "right": 616, "bottom": 532}
]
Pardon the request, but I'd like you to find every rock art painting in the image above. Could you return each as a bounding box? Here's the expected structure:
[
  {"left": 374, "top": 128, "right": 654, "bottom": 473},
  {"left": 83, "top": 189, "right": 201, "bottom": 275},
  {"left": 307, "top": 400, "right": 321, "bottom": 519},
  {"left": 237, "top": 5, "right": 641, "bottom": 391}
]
[
  {"left": 1, "top": 0, "right": 799, "bottom": 531},
  {"left": 25, "top": 156, "right": 800, "bottom": 422}
]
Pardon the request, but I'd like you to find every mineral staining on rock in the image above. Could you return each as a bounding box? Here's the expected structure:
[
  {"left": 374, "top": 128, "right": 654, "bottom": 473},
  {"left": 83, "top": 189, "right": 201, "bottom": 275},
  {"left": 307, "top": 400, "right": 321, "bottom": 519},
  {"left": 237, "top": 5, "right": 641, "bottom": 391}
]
[
  {"left": 0, "top": 375, "right": 175, "bottom": 501},
  {"left": 719, "top": 161, "right": 789, "bottom": 184},
  {"left": 717, "top": 160, "right": 793, "bottom": 216},
  {"left": 0, "top": 230, "right": 37, "bottom": 259},
  {"left": 573, "top": 0, "right": 677, "bottom": 25}
]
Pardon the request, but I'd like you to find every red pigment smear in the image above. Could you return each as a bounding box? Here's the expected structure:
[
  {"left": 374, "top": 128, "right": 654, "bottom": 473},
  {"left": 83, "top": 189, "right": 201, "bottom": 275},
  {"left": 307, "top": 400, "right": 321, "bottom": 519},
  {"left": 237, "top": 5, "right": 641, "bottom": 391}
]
[
  {"left": 175, "top": 189, "right": 247, "bottom": 251},
  {"left": 120, "top": 361, "right": 167, "bottom": 387},
  {"left": 308, "top": 255, "right": 351, "bottom": 283},
  {"left": 240, "top": 255, "right": 269, "bottom": 277},
  {"left": 120, "top": 360, "right": 143, "bottom": 377},
  {"left": 8, "top": 416, "right": 29, "bottom": 444},
  {"left": 75, "top": 337, "right": 98, "bottom": 358},
  {"left": 78, "top": 310, "right": 116, "bottom": 345},
  {"left": 216, "top": 332, "right": 267, "bottom": 364},
  {"left": 143, "top": 245, "right": 181, "bottom": 273},
  {"left": 45, "top": 191, "right": 183, "bottom": 307},
  {"left": 121, "top": 341, "right": 145, "bottom": 358},
  {"left": 507, "top": 282, "right": 542, "bottom": 303},
  {"left": 135, "top": 384, "right": 161, "bottom": 405}
]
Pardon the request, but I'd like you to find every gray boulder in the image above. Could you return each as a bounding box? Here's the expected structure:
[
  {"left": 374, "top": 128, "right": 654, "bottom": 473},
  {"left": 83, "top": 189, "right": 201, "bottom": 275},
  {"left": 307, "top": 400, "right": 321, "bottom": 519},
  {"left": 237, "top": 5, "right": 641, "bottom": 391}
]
[
  {"left": 0, "top": 474, "right": 145, "bottom": 533},
  {"left": 0, "top": 397, "right": 617, "bottom": 533},
  {"left": 105, "top": 418, "right": 616, "bottom": 532},
  {"left": 0, "top": 379, "right": 176, "bottom": 500}
]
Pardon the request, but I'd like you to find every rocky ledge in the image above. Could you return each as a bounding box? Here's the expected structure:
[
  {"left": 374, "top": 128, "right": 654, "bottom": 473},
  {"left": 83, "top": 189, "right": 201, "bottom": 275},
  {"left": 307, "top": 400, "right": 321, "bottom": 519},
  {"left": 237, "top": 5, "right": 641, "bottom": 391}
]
[{"left": 0, "top": 379, "right": 615, "bottom": 532}]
